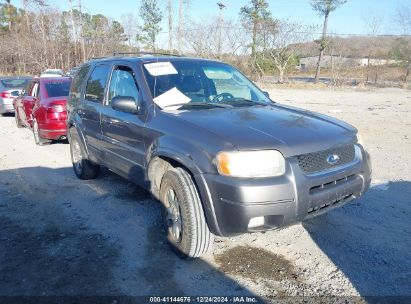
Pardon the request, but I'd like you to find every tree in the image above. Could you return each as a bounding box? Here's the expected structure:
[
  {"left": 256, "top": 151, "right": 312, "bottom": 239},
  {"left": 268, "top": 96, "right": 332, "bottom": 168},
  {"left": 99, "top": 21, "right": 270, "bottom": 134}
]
[
  {"left": 310, "top": 0, "right": 346, "bottom": 83},
  {"left": 393, "top": 3, "right": 411, "bottom": 83},
  {"left": 138, "top": 0, "right": 162, "bottom": 51},
  {"left": 391, "top": 38, "right": 411, "bottom": 83},
  {"left": 264, "top": 21, "right": 315, "bottom": 83},
  {"left": 363, "top": 11, "right": 383, "bottom": 83},
  {"left": 121, "top": 13, "right": 139, "bottom": 50},
  {"left": 240, "top": 0, "right": 272, "bottom": 61},
  {"left": 0, "top": 0, "right": 19, "bottom": 31},
  {"left": 185, "top": 17, "right": 248, "bottom": 59},
  {"left": 167, "top": 0, "right": 173, "bottom": 51}
]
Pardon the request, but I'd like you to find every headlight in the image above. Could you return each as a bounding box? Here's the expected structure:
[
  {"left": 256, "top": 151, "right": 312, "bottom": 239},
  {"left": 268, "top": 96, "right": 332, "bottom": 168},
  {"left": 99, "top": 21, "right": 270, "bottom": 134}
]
[
  {"left": 357, "top": 133, "right": 366, "bottom": 149},
  {"left": 216, "top": 150, "right": 286, "bottom": 178}
]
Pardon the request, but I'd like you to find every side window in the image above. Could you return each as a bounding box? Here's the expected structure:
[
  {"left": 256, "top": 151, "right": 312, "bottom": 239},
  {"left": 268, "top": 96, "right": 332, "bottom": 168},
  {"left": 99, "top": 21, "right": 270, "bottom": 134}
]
[
  {"left": 108, "top": 66, "right": 139, "bottom": 105},
  {"left": 85, "top": 64, "right": 110, "bottom": 103},
  {"left": 70, "top": 64, "right": 90, "bottom": 99}
]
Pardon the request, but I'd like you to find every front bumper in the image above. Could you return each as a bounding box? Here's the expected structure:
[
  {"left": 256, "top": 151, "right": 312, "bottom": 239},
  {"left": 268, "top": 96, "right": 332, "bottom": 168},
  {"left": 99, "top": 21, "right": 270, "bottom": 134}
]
[{"left": 195, "top": 145, "right": 371, "bottom": 236}]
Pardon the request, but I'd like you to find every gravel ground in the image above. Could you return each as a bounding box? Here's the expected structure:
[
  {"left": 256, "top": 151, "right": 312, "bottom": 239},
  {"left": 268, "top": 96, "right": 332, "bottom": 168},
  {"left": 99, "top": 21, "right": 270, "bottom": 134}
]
[{"left": 0, "top": 87, "right": 410, "bottom": 302}]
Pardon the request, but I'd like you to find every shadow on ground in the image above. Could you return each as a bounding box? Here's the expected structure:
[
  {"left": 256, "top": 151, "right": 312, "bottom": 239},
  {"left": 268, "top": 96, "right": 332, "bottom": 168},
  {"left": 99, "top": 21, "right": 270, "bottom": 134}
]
[
  {"left": 0, "top": 166, "right": 258, "bottom": 299},
  {"left": 303, "top": 180, "right": 411, "bottom": 297}
]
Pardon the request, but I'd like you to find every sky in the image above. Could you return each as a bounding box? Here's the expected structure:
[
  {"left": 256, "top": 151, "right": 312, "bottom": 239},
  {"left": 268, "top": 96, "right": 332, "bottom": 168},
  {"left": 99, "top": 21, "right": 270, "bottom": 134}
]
[{"left": 14, "top": 0, "right": 406, "bottom": 36}]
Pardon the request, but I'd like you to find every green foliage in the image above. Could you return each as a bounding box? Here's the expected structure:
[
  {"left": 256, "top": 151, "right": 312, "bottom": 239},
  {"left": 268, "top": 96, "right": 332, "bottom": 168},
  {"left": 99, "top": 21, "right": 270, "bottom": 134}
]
[
  {"left": 138, "top": 0, "right": 162, "bottom": 50},
  {"left": 239, "top": 0, "right": 274, "bottom": 61},
  {"left": 390, "top": 38, "right": 411, "bottom": 66},
  {"left": 255, "top": 51, "right": 298, "bottom": 75},
  {"left": 0, "top": 0, "right": 19, "bottom": 30},
  {"left": 310, "top": 0, "right": 347, "bottom": 16},
  {"left": 240, "top": 0, "right": 271, "bottom": 24}
]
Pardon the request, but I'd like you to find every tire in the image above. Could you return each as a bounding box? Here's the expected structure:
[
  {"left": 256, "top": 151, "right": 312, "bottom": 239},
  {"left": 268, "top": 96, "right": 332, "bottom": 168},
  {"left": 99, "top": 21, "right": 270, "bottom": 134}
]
[
  {"left": 69, "top": 128, "right": 100, "bottom": 180},
  {"left": 15, "top": 112, "right": 23, "bottom": 128},
  {"left": 33, "top": 120, "right": 51, "bottom": 146},
  {"left": 159, "top": 167, "right": 213, "bottom": 258}
]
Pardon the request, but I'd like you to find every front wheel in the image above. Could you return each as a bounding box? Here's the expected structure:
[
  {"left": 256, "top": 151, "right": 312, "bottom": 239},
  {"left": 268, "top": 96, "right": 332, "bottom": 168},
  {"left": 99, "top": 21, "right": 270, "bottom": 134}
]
[
  {"left": 69, "top": 128, "right": 100, "bottom": 180},
  {"left": 159, "top": 167, "right": 213, "bottom": 258}
]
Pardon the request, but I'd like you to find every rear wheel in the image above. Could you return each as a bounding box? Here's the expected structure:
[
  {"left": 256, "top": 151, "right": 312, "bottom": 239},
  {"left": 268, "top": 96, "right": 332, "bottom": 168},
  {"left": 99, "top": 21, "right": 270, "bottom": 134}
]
[
  {"left": 33, "top": 120, "right": 51, "bottom": 146},
  {"left": 159, "top": 167, "right": 213, "bottom": 258},
  {"left": 69, "top": 128, "right": 100, "bottom": 180}
]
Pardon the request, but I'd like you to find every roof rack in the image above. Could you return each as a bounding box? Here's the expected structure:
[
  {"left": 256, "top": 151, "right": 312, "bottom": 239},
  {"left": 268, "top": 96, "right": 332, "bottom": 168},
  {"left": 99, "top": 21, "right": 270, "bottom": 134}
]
[{"left": 113, "top": 51, "right": 182, "bottom": 57}]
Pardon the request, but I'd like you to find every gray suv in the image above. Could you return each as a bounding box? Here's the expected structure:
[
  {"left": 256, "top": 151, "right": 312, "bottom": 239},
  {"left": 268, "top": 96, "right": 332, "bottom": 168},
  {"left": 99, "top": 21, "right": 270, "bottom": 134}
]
[{"left": 67, "top": 54, "right": 371, "bottom": 258}]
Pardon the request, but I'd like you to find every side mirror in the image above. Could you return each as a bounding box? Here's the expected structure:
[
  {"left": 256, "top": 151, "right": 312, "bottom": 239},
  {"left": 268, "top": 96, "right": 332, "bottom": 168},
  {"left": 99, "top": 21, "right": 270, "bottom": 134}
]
[
  {"left": 111, "top": 96, "right": 140, "bottom": 114},
  {"left": 263, "top": 91, "right": 270, "bottom": 98}
]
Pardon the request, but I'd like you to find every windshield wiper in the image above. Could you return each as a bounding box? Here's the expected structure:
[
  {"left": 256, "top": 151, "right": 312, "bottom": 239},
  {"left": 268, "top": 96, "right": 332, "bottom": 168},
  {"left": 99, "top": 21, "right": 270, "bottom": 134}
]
[
  {"left": 162, "top": 102, "right": 233, "bottom": 109},
  {"left": 219, "top": 98, "right": 270, "bottom": 106}
]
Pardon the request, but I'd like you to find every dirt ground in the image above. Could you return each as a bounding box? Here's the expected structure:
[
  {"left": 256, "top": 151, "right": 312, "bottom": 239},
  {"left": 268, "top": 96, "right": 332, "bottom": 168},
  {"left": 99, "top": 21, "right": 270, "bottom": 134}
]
[{"left": 0, "top": 87, "right": 410, "bottom": 302}]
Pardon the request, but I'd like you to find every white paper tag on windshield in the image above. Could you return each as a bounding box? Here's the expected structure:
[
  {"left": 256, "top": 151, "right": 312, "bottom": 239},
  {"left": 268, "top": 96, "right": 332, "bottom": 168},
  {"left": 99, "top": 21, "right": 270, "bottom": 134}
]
[
  {"left": 153, "top": 87, "right": 191, "bottom": 110},
  {"left": 144, "top": 62, "right": 178, "bottom": 76}
]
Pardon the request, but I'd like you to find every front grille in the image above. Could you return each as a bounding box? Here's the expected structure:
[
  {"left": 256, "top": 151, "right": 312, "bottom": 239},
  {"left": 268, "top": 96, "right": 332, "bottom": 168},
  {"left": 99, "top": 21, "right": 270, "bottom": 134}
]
[{"left": 297, "top": 144, "right": 356, "bottom": 174}]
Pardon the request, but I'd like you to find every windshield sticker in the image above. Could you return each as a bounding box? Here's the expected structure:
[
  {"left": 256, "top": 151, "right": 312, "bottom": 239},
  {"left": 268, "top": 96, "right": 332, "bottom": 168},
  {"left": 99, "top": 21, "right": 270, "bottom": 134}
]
[
  {"left": 144, "top": 62, "right": 178, "bottom": 76},
  {"left": 153, "top": 87, "right": 191, "bottom": 110}
]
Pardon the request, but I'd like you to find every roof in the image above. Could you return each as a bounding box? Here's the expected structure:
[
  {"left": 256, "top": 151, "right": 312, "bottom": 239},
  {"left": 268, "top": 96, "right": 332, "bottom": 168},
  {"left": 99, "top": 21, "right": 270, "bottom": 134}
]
[
  {"left": 35, "top": 77, "right": 72, "bottom": 83},
  {"left": 88, "top": 55, "right": 221, "bottom": 64}
]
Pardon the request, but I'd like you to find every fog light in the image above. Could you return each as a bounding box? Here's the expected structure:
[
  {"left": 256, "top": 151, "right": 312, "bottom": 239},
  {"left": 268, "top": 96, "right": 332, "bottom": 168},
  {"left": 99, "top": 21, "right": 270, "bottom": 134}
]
[{"left": 248, "top": 216, "right": 265, "bottom": 228}]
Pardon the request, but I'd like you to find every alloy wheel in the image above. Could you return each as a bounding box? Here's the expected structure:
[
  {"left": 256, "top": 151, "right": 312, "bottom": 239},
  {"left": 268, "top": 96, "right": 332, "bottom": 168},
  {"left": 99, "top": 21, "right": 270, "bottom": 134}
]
[
  {"left": 165, "top": 188, "right": 182, "bottom": 242},
  {"left": 71, "top": 139, "right": 82, "bottom": 172}
]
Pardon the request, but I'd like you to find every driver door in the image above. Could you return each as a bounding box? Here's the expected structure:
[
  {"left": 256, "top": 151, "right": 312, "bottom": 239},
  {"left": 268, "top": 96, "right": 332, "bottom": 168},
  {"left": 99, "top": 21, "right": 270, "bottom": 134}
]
[{"left": 100, "top": 64, "right": 147, "bottom": 187}]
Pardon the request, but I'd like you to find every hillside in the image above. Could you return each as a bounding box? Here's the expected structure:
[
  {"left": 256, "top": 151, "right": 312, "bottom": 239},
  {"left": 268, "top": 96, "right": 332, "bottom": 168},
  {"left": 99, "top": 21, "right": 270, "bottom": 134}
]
[{"left": 294, "top": 35, "right": 407, "bottom": 58}]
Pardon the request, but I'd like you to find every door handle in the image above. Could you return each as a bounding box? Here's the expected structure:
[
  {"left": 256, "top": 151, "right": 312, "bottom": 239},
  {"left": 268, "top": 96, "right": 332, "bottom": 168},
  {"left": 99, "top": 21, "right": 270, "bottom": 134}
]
[{"left": 102, "top": 118, "right": 113, "bottom": 125}]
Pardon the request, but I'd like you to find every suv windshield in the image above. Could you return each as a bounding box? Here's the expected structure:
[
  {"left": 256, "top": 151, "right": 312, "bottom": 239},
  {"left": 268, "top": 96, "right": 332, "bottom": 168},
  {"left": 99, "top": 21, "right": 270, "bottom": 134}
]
[{"left": 143, "top": 60, "right": 271, "bottom": 110}]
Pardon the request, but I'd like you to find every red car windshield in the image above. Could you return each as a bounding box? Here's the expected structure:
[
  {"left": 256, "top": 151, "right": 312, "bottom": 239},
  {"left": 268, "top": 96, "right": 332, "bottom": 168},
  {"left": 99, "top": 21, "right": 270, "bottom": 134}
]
[{"left": 45, "top": 81, "right": 71, "bottom": 98}]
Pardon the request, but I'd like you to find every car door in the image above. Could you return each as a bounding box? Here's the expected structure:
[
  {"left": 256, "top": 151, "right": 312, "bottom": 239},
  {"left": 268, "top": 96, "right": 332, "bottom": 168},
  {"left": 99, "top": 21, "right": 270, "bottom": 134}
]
[
  {"left": 79, "top": 63, "right": 112, "bottom": 161},
  {"left": 22, "top": 81, "right": 39, "bottom": 128},
  {"left": 100, "top": 64, "right": 147, "bottom": 186}
]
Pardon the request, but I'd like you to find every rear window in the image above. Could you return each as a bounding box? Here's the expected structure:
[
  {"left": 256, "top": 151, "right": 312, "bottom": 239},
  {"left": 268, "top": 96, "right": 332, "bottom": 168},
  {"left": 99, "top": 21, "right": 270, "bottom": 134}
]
[
  {"left": 45, "top": 81, "right": 71, "bottom": 97},
  {"left": 1, "top": 79, "right": 30, "bottom": 88}
]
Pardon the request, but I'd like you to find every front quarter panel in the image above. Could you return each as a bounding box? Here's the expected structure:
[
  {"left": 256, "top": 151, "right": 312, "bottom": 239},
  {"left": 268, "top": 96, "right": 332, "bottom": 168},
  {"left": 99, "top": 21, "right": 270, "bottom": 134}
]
[{"left": 145, "top": 111, "right": 235, "bottom": 175}]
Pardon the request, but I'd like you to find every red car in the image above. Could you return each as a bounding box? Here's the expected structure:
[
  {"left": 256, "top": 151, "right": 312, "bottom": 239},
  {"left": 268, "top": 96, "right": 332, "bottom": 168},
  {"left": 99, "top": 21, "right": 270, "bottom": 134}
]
[{"left": 14, "top": 77, "right": 71, "bottom": 145}]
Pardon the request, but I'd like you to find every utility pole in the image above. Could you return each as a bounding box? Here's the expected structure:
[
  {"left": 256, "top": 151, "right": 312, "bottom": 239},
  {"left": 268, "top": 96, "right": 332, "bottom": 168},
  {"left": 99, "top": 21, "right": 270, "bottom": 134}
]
[
  {"left": 78, "top": 0, "right": 86, "bottom": 62},
  {"left": 168, "top": 0, "right": 173, "bottom": 52},
  {"left": 68, "top": 0, "right": 78, "bottom": 64},
  {"left": 217, "top": 2, "right": 226, "bottom": 58}
]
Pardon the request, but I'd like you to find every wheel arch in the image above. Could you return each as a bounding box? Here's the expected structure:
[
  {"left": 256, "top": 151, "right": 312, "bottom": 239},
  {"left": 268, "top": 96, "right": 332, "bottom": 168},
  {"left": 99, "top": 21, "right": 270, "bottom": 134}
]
[
  {"left": 147, "top": 152, "right": 221, "bottom": 236},
  {"left": 68, "top": 123, "right": 90, "bottom": 159}
]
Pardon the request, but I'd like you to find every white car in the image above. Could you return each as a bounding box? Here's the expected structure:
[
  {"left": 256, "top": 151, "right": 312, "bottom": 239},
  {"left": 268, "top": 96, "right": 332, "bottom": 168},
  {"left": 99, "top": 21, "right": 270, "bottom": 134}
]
[
  {"left": 0, "top": 76, "right": 32, "bottom": 115},
  {"left": 40, "top": 69, "right": 64, "bottom": 78}
]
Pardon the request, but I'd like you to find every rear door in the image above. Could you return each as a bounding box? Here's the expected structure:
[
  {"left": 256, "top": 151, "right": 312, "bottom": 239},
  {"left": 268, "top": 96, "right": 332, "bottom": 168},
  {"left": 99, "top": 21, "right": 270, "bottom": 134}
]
[
  {"left": 100, "top": 64, "right": 147, "bottom": 186},
  {"left": 79, "top": 63, "right": 112, "bottom": 161},
  {"left": 22, "top": 81, "right": 39, "bottom": 127}
]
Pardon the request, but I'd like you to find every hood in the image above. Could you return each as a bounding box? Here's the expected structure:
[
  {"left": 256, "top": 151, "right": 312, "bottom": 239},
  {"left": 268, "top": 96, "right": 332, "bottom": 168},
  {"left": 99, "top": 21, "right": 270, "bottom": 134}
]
[{"left": 172, "top": 104, "right": 357, "bottom": 157}]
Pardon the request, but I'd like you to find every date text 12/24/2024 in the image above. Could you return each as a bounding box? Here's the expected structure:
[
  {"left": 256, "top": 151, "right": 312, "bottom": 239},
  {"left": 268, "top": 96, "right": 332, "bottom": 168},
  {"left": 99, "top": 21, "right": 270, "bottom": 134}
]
[{"left": 149, "top": 296, "right": 260, "bottom": 303}]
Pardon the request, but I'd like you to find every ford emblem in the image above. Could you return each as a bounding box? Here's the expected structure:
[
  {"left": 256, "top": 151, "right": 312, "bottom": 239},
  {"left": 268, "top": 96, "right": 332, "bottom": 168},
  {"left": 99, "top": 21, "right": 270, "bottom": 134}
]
[{"left": 326, "top": 154, "right": 340, "bottom": 165}]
